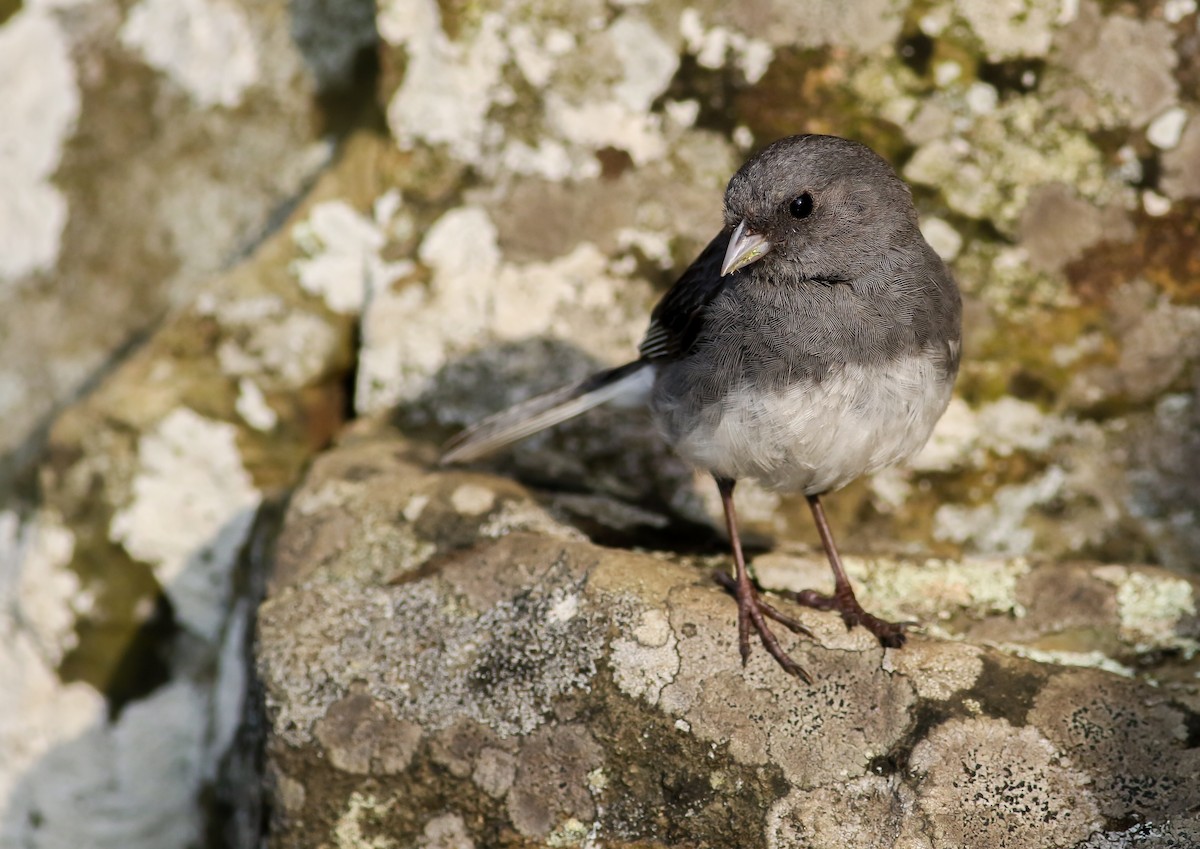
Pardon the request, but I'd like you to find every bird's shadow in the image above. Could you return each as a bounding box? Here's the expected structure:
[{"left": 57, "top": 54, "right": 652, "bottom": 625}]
[{"left": 391, "top": 337, "right": 752, "bottom": 555}]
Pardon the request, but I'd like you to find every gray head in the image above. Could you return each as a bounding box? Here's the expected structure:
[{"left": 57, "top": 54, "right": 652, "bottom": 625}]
[{"left": 721, "top": 135, "right": 925, "bottom": 282}]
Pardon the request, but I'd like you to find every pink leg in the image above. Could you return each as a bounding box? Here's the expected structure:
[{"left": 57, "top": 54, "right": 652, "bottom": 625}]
[
  {"left": 713, "top": 478, "right": 813, "bottom": 682},
  {"left": 793, "top": 494, "right": 909, "bottom": 648}
]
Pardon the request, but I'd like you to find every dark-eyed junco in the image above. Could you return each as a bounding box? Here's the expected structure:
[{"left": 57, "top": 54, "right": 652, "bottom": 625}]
[{"left": 442, "top": 135, "right": 962, "bottom": 682}]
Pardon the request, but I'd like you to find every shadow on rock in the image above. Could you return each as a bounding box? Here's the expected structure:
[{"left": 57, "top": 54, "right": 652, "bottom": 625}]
[{"left": 392, "top": 337, "right": 728, "bottom": 554}]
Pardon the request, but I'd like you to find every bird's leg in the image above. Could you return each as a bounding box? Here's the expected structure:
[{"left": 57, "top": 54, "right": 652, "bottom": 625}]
[
  {"left": 713, "top": 477, "right": 813, "bottom": 682},
  {"left": 794, "top": 494, "right": 909, "bottom": 648}
]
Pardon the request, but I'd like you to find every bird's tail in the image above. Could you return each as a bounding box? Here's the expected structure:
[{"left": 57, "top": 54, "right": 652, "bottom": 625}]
[{"left": 440, "top": 361, "right": 655, "bottom": 465}]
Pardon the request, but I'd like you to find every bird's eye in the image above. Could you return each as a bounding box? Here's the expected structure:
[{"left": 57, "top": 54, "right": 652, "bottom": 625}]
[{"left": 789, "top": 193, "right": 814, "bottom": 219}]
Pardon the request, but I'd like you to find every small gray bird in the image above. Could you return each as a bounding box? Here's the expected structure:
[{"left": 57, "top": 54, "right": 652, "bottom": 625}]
[{"left": 442, "top": 135, "right": 962, "bottom": 681}]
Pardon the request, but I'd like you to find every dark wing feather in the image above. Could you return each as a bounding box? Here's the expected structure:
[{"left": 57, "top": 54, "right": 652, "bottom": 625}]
[{"left": 638, "top": 228, "right": 733, "bottom": 361}]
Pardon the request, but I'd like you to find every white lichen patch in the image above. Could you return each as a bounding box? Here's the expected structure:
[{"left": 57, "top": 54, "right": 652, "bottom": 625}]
[
  {"left": 381, "top": 0, "right": 510, "bottom": 163},
  {"left": 355, "top": 205, "right": 651, "bottom": 416},
  {"left": 402, "top": 494, "right": 431, "bottom": 523},
  {"left": 546, "top": 818, "right": 591, "bottom": 848},
  {"left": 0, "top": 633, "right": 106, "bottom": 848},
  {"left": 0, "top": 510, "right": 103, "bottom": 849},
  {"left": 921, "top": 216, "right": 963, "bottom": 261},
  {"left": 381, "top": 0, "right": 682, "bottom": 179},
  {"left": 610, "top": 607, "right": 679, "bottom": 704},
  {"left": 120, "top": 0, "right": 260, "bottom": 109},
  {"left": 1000, "top": 644, "right": 1134, "bottom": 677},
  {"left": 1162, "top": 118, "right": 1200, "bottom": 200},
  {"left": 263, "top": 570, "right": 605, "bottom": 742},
  {"left": 679, "top": 8, "right": 773, "bottom": 83},
  {"left": 506, "top": 23, "right": 566, "bottom": 89},
  {"left": 450, "top": 483, "right": 497, "bottom": 517},
  {"left": 933, "top": 467, "right": 1067, "bottom": 555},
  {"left": 0, "top": 8, "right": 80, "bottom": 282},
  {"left": 1164, "top": 0, "right": 1197, "bottom": 21},
  {"left": 287, "top": 478, "right": 358, "bottom": 517},
  {"left": 955, "top": 0, "right": 1060, "bottom": 60},
  {"left": 762, "top": 0, "right": 909, "bottom": 53},
  {"left": 1143, "top": 189, "right": 1172, "bottom": 216},
  {"left": 767, "top": 777, "right": 928, "bottom": 849},
  {"left": 586, "top": 767, "right": 607, "bottom": 794},
  {"left": 609, "top": 14, "right": 679, "bottom": 113},
  {"left": 546, "top": 591, "right": 579, "bottom": 624},
  {"left": 1147, "top": 107, "right": 1189, "bottom": 150},
  {"left": 333, "top": 791, "right": 396, "bottom": 849},
  {"left": 209, "top": 290, "right": 342, "bottom": 390},
  {"left": 291, "top": 196, "right": 414, "bottom": 315},
  {"left": 218, "top": 310, "right": 341, "bottom": 388},
  {"left": 479, "top": 500, "right": 587, "bottom": 542},
  {"left": 110, "top": 407, "right": 262, "bottom": 642},
  {"left": 903, "top": 94, "right": 1123, "bottom": 235},
  {"left": 545, "top": 10, "right": 679, "bottom": 167},
  {"left": 912, "top": 397, "right": 1064, "bottom": 474},
  {"left": 546, "top": 96, "right": 669, "bottom": 171},
  {"left": 235, "top": 377, "right": 277, "bottom": 431},
  {"left": 0, "top": 509, "right": 84, "bottom": 667},
  {"left": 1094, "top": 566, "right": 1198, "bottom": 655}
]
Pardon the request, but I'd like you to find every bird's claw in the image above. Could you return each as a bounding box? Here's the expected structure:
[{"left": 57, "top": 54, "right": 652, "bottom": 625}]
[
  {"left": 715, "top": 570, "right": 814, "bottom": 683},
  {"left": 793, "top": 588, "right": 912, "bottom": 648}
]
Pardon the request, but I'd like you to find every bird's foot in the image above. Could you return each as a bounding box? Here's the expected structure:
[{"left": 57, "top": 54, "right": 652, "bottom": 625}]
[
  {"left": 793, "top": 587, "right": 911, "bottom": 649},
  {"left": 713, "top": 571, "right": 814, "bottom": 683}
]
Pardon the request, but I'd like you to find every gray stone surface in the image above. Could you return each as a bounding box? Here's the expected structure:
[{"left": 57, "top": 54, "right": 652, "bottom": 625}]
[
  {"left": 257, "top": 433, "right": 1200, "bottom": 848},
  {"left": 7, "top": 0, "right": 1200, "bottom": 846},
  {"left": 0, "top": 132, "right": 385, "bottom": 849},
  {"left": 0, "top": 0, "right": 375, "bottom": 486}
]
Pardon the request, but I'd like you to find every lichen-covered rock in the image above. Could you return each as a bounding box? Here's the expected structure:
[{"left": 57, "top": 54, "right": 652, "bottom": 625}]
[
  {"left": 258, "top": 433, "right": 1200, "bottom": 849},
  {"left": 0, "top": 130, "right": 392, "bottom": 849},
  {"left": 0, "top": 0, "right": 375, "bottom": 482},
  {"left": 10, "top": 0, "right": 1200, "bottom": 845},
  {"left": 338, "top": 0, "right": 1200, "bottom": 574}
]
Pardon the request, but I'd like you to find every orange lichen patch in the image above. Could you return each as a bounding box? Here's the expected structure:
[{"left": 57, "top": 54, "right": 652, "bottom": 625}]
[{"left": 1065, "top": 200, "right": 1200, "bottom": 306}]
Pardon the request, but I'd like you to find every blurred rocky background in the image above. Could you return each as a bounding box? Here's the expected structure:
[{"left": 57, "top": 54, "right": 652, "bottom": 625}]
[{"left": 2, "top": 0, "right": 1200, "bottom": 847}]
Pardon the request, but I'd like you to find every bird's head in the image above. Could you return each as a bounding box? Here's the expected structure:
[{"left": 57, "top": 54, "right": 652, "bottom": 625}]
[{"left": 720, "top": 135, "right": 922, "bottom": 282}]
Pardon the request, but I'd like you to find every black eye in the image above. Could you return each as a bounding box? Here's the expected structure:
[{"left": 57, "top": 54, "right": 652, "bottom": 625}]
[{"left": 789, "top": 193, "right": 814, "bottom": 219}]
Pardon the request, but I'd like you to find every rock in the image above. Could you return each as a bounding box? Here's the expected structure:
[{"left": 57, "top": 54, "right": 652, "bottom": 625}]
[
  {"left": 257, "top": 433, "right": 1200, "bottom": 848},
  {"left": 9, "top": 0, "right": 1200, "bottom": 846},
  {"left": 0, "top": 129, "right": 391, "bottom": 849},
  {"left": 0, "top": 0, "right": 376, "bottom": 485}
]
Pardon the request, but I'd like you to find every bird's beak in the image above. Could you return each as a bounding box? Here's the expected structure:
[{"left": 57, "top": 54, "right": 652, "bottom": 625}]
[{"left": 720, "top": 219, "right": 772, "bottom": 277}]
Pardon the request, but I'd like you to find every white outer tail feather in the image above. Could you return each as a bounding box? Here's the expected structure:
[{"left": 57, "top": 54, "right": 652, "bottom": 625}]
[{"left": 440, "top": 363, "right": 655, "bottom": 464}]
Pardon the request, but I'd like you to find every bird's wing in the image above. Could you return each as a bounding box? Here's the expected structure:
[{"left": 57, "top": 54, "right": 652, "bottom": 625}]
[{"left": 638, "top": 228, "right": 733, "bottom": 361}]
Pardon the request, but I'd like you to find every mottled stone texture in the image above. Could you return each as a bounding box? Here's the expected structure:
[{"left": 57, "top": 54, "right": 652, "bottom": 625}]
[
  {"left": 8, "top": 0, "right": 1200, "bottom": 847},
  {"left": 258, "top": 434, "right": 1200, "bottom": 849},
  {"left": 0, "top": 0, "right": 376, "bottom": 485}
]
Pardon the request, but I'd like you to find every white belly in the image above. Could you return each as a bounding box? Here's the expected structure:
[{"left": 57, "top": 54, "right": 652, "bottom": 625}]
[{"left": 663, "top": 352, "right": 953, "bottom": 494}]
